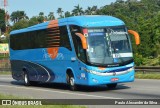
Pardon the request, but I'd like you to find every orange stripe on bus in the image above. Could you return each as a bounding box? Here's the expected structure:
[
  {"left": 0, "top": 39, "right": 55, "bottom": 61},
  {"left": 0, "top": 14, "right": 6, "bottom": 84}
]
[
  {"left": 48, "top": 20, "right": 58, "bottom": 28},
  {"left": 47, "top": 20, "right": 59, "bottom": 60},
  {"left": 98, "top": 67, "right": 106, "bottom": 70}
]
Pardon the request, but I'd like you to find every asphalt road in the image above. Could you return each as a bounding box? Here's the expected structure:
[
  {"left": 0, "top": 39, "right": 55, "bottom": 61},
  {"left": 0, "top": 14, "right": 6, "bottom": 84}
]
[{"left": 0, "top": 75, "right": 160, "bottom": 108}]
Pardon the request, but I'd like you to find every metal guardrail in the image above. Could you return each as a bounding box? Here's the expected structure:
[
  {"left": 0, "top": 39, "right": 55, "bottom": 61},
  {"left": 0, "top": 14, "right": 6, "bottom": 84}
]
[
  {"left": 0, "top": 59, "right": 10, "bottom": 72},
  {"left": 135, "top": 66, "right": 160, "bottom": 73},
  {"left": 0, "top": 68, "right": 11, "bottom": 71}
]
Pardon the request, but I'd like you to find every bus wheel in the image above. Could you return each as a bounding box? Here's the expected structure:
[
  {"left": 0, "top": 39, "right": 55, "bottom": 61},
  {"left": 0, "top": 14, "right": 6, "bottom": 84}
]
[
  {"left": 69, "top": 75, "right": 77, "bottom": 91},
  {"left": 107, "top": 83, "right": 117, "bottom": 89},
  {"left": 24, "top": 72, "right": 30, "bottom": 86}
]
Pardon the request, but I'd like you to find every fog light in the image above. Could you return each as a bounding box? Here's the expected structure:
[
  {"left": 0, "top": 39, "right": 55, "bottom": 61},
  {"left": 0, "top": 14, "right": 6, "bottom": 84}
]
[
  {"left": 130, "top": 75, "right": 134, "bottom": 79},
  {"left": 92, "top": 78, "right": 98, "bottom": 83}
]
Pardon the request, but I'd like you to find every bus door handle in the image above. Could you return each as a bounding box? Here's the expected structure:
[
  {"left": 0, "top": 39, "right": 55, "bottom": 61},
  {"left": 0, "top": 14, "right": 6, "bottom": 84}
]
[{"left": 71, "top": 57, "right": 76, "bottom": 62}]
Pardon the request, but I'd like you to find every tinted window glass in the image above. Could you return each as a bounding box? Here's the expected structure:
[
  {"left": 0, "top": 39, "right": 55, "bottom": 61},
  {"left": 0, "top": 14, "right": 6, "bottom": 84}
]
[
  {"left": 10, "top": 26, "right": 71, "bottom": 50},
  {"left": 69, "top": 25, "right": 86, "bottom": 62},
  {"left": 59, "top": 26, "right": 71, "bottom": 50}
]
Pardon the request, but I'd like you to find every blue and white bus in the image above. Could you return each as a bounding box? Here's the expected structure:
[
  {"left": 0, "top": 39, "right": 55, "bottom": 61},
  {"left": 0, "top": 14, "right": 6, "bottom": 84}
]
[{"left": 10, "top": 16, "right": 140, "bottom": 90}]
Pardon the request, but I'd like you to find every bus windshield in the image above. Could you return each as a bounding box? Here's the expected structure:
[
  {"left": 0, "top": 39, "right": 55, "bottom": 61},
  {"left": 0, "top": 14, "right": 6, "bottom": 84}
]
[{"left": 86, "top": 27, "right": 132, "bottom": 65}]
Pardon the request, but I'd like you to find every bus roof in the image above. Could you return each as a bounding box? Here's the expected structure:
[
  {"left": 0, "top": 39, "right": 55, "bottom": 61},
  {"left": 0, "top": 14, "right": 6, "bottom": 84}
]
[{"left": 10, "top": 15, "right": 125, "bottom": 35}]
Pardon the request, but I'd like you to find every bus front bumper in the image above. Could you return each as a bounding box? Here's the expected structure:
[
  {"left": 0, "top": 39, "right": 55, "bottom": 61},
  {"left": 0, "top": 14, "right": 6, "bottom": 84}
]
[{"left": 86, "top": 69, "right": 134, "bottom": 86}]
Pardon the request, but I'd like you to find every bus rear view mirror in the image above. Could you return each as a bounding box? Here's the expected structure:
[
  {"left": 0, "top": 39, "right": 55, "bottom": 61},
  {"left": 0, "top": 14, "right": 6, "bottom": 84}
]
[
  {"left": 75, "top": 33, "right": 88, "bottom": 49},
  {"left": 128, "top": 30, "right": 140, "bottom": 45}
]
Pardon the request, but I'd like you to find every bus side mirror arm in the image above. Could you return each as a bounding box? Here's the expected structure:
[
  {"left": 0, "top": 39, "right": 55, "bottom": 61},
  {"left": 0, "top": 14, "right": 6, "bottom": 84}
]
[
  {"left": 75, "top": 33, "right": 88, "bottom": 49},
  {"left": 128, "top": 30, "right": 140, "bottom": 45}
]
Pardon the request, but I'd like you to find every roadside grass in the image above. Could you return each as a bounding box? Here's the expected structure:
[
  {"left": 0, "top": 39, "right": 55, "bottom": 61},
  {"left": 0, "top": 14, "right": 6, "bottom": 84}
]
[
  {"left": 0, "top": 71, "right": 11, "bottom": 75},
  {"left": 0, "top": 56, "right": 9, "bottom": 59},
  {"left": 0, "top": 93, "right": 86, "bottom": 108},
  {"left": 0, "top": 93, "right": 24, "bottom": 99},
  {"left": 135, "top": 72, "right": 160, "bottom": 79}
]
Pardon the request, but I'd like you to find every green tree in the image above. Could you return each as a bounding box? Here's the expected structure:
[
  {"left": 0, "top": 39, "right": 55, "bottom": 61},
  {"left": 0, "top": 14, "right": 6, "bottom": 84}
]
[
  {"left": 91, "top": 6, "right": 98, "bottom": 15},
  {"left": 85, "top": 7, "right": 92, "bottom": 15},
  {"left": 57, "top": 8, "right": 64, "bottom": 18},
  {"left": 64, "top": 11, "right": 72, "bottom": 17},
  {"left": 0, "top": 9, "right": 5, "bottom": 33},
  {"left": 10, "top": 11, "right": 28, "bottom": 23},
  {"left": 72, "top": 4, "right": 84, "bottom": 16},
  {"left": 116, "top": 0, "right": 125, "bottom": 4},
  {"left": 28, "top": 16, "right": 39, "bottom": 26},
  {"left": 11, "top": 19, "right": 29, "bottom": 31},
  {"left": 85, "top": 6, "right": 97, "bottom": 15},
  {"left": 48, "top": 12, "right": 55, "bottom": 20},
  {"left": 37, "top": 12, "right": 47, "bottom": 23},
  {"left": 39, "top": 12, "right": 44, "bottom": 16}
]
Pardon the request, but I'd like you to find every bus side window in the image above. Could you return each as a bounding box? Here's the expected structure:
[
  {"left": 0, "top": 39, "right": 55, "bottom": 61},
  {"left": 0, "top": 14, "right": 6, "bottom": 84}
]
[
  {"left": 59, "top": 26, "right": 72, "bottom": 51},
  {"left": 70, "top": 25, "right": 87, "bottom": 63},
  {"left": 76, "top": 37, "right": 86, "bottom": 61}
]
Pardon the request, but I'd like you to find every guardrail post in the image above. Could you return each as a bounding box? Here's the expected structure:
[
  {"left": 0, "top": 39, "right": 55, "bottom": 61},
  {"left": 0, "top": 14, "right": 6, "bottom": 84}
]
[{"left": 143, "top": 71, "right": 146, "bottom": 74}]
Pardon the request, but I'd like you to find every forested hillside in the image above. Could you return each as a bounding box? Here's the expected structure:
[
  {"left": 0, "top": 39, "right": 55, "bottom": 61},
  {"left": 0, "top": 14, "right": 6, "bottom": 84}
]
[
  {"left": 0, "top": 0, "right": 160, "bottom": 66},
  {"left": 97, "top": 0, "right": 160, "bottom": 65}
]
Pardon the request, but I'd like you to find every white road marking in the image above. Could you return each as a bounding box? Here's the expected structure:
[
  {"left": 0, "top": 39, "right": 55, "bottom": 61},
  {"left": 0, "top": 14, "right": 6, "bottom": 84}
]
[
  {"left": 0, "top": 78, "right": 13, "bottom": 80},
  {"left": 0, "top": 84, "right": 122, "bottom": 99}
]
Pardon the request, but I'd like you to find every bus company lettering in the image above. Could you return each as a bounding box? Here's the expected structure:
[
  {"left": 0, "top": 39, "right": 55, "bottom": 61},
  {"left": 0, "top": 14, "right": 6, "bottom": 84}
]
[
  {"left": 11, "top": 100, "right": 42, "bottom": 105},
  {"left": 43, "top": 49, "right": 64, "bottom": 60}
]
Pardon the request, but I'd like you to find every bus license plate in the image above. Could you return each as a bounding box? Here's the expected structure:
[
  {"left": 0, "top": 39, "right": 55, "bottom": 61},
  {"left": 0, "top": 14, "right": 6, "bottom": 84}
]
[{"left": 111, "top": 78, "right": 119, "bottom": 82}]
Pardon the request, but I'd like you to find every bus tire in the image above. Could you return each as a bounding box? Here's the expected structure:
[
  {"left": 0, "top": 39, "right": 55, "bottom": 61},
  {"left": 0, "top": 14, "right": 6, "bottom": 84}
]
[
  {"left": 24, "top": 71, "right": 30, "bottom": 86},
  {"left": 24, "top": 71, "right": 38, "bottom": 86},
  {"left": 107, "top": 83, "right": 117, "bottom": 89},
  {"left": 69, "top": 75, "right": 77, "bottom": 91}
]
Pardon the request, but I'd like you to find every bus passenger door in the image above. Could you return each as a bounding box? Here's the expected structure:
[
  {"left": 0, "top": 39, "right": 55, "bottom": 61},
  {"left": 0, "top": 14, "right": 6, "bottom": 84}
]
[{"left": 69, "top": 25, "right": 87, "bottom": 84}]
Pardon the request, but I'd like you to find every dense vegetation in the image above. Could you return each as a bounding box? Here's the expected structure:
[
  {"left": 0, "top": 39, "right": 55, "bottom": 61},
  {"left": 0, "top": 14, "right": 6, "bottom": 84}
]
[
  {"left": 0, "top": 9, "right": 5, "bottom": 33},
  {"left": 98, "top": 0, "right": 160, "bottom": 66},
  {"left": 0, "top": 0, "right": 160, "bottom": 66}
]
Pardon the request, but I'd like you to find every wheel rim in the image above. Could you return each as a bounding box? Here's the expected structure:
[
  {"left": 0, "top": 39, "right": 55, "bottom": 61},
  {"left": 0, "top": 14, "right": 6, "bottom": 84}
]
[
  {"left": 24, "top": 74, "right": 28, "bottom": 84},
  {"left": 70, "top": 77, "right": 74, "bottom": 86}
]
